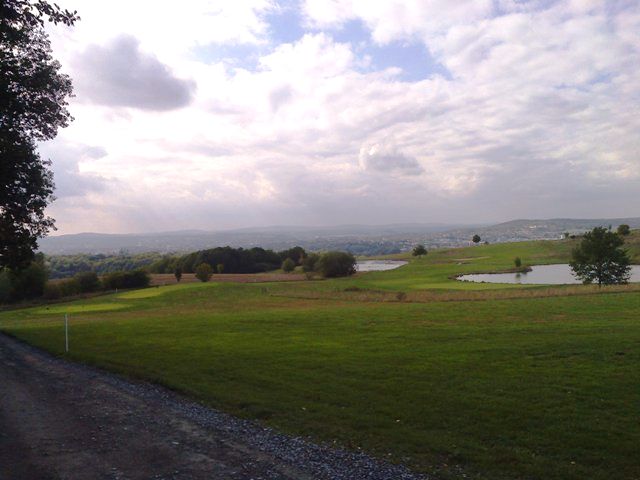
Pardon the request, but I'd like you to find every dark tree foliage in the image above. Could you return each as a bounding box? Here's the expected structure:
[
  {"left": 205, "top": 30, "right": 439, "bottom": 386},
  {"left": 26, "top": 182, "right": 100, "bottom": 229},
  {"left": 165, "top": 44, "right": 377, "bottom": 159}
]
[
  {"left": 195, "top": 263, "right": 212, "bottom": 282},
  {"left": 302, "top": 253, "right": 320, "bottom": 273},
  {"left": 176, "top": 246, "right": 284, "bottom": 274},
  {"left": 47, "top": 252, "right": 162, "bottom": 278},
  {"left": 617, "top": 224, "right": 631, "bottom": 236},
  {"left": 570, "top": 227, "right": 631, "bottom": 286},
  {"left": 316, "top": 251, "right": 356, "bottom": 278},
  {"left": 6, "top": 252, "right": 48, "bottom": 300},
  {"left": 472, "top": 234, "right": 481, "bottom": 244},
  {"left": 279, "top": 246, "right": 306, "bottom": 265},
  {"left": 174, "top": 266, "right": 182, "bottom": 282},
  {"left": 74, "top": 271, "right": 99, "bottom": 293},
  {"left": 102, "top": 270, "right": 150, "bottom": 290},
  {"left": 281, "top": 258, "right": 295, "bottom": 273},
  {"left": 1, "top": 1, "right": 78, "bottom": 270},
  {"left": 412, "top": 244, "right": 427, "bottom": 256}
]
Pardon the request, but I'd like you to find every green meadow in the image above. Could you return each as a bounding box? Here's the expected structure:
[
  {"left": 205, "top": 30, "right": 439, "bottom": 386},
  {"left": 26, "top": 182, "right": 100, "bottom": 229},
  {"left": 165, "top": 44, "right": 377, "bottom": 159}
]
[{"left": 2, "top": 235, "right": 640, "bottom": 480}]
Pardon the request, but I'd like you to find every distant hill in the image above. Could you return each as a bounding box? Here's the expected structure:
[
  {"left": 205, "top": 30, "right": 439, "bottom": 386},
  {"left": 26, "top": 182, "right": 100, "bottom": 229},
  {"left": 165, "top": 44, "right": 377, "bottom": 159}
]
[
  {"left": 38, "top": 218, "right": 640, "bottom": 256},
  {"left": 37, "top": 223, "right": 469, "bottom": 255}
]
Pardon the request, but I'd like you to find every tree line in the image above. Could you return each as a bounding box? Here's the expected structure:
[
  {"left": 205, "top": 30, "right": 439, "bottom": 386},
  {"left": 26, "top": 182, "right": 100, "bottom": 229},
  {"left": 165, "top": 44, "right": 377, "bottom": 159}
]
[
  {"left": 149, "top": 246, "right": 307, "bottom": 275},
  {"left": 46, "top": 252, "right": 164, "bottom": 278},
  {"left": 0, "top": 254, "right": 151, "bottom": 303}
]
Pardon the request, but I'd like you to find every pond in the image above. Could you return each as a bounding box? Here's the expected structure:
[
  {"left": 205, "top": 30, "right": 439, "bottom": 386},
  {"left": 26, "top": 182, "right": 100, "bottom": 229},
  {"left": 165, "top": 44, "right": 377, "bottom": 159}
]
[
  {"left": 457, "top": 264, "right": 640, "bottom": 285},
  {"left": 356, "top": 260, "right": 408, "bottom": 272}
]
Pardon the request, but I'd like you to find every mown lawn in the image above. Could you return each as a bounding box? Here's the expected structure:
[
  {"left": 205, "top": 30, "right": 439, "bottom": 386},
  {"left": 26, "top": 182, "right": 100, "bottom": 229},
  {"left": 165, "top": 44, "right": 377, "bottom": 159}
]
[{"left": 1, "top": 236, "right": 639, "bottom": 480}]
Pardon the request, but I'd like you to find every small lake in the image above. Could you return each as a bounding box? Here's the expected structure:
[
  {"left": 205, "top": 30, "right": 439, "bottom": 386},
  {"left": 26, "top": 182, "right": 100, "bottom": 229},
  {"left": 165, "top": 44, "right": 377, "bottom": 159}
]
[
  {"left": 458, "top": 264, "right": 640, "bottom": 285},
  {"left": 356, "top": 260, "right": 408, "bottom": 272}
]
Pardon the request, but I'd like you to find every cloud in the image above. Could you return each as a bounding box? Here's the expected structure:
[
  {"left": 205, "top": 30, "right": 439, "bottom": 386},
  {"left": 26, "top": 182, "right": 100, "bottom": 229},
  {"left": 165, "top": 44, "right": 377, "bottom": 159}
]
[
  {"left": 359, "top": 142, "right": 424, "bottom": 175},
  {"left": 50, "top": 0, "right": 276, "bottom": 55},
  {"left": 38, "top": 1, "right": 640, "bottom": 234},
  {"left": 302, "top": 0, "right": 493, "bottom": 42},
  {"left": 73, "top": 35, "right": 196, "bottom": 110},
  {"left": 39, "top": 141, "right": 110, "bottom": 199}
]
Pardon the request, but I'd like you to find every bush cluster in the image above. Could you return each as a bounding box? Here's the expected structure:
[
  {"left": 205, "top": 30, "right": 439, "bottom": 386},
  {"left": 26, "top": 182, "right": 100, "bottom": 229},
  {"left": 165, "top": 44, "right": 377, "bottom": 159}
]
[
  {"left": 102, "top": 270, "right": 150, "bottom": 290},
  {"left": 316, "top": 251, "right": 357, "bottom": 278},
  {"left": 300, "top": 251, "right": 357, "bottom": 278},
  {"left": 42, "top": 271, "right": 102, "bottom": 300},
  {"left": 0, "top": 255, "right": 48, "bottom": 302},
  {"left": 149, "top": 246, "right": 308, "bottom": 275}
]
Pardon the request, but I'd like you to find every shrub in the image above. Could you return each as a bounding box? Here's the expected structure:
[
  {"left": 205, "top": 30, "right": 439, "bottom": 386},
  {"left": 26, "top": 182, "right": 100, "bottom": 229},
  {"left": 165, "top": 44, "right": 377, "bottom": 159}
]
[
  {"left": 316, "top": 251, "right": 357, "bottom": 278},
  {"left": 43, "top": 282, "right": 63, "bottom": 300},
  {"left": 472, "top": 234, "right": 481, "bottom": 244},
  {"left": 195, "top": 263, "right": 213, "bottom": 282},
  {"left": 412, "top": 244, "right": 427, "bottom": 256},
  {"left": 279, "top": 246, "right": 306, "bottom": 265},
  {"left": 9, "top": 260, "right": 48, "bottom": 301},
  {"left": 102, "top": 270, "right": 150, "bottom": 290},
  {"left": 0, "top": 271, "right": 11, "bottom": 303},
  {"left": 617, "top": 224, "right": 631, "bottom": 236},
  {"left": 174, "top": 267, "right": 182, "bottom": 282},
  {"left": 58, "top": 278, "right": 81, "bottom": 297},
  {"left": 74, "top": 271, "right": 100, "bottom": 293},
  {"left": 216, "top": 264, "right": 224, "bottom": 274},
  {"left": 514, "top": 257, "right": 522, "bottom": 268},
  {"left": 282, "top": 258, "right": 296, "bottom": 273},
  {"left": 302, "top": 253, "right": 320, "bottom": 273}
]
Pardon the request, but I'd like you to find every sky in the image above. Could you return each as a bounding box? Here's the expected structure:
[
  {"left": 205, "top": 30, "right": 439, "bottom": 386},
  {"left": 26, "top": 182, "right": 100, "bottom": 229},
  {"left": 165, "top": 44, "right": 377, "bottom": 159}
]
[{"left": 41, "top": 0, "right": 640, "bottom": 235}]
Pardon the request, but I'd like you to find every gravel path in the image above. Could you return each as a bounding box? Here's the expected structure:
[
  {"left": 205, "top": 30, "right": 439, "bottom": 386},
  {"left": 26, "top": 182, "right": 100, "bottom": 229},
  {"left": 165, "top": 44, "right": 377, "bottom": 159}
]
[{"left": 0, "top": 333, "right": 428, "bottom": 480}]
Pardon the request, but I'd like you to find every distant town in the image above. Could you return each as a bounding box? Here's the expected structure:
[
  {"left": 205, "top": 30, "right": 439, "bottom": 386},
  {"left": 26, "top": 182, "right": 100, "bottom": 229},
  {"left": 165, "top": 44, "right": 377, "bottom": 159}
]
[{"left": 39, "top": 217, "right": 640, "bottom": 257}]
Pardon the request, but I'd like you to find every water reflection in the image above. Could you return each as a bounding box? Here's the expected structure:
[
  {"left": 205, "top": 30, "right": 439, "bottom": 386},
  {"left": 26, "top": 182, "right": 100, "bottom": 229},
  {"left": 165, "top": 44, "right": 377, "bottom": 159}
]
[
  {"left": 458, "top": 264, "right": 640, "bottom": 285},
  {"left": 356, "top": 260, "right": 408, "bottom": 272}
]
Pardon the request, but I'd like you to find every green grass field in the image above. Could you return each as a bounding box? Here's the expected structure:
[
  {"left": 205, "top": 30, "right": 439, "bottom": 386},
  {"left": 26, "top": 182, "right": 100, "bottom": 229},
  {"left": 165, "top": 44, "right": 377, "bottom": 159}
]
[{"left": 2, "top": 234, "right": 640, "bottom": 479}]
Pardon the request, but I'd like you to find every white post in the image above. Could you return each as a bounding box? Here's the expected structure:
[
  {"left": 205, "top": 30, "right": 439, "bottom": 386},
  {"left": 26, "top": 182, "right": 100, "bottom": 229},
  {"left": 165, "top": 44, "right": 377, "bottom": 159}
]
[{"left": 65, "top": 313, "right": 69, "bottom": 353}]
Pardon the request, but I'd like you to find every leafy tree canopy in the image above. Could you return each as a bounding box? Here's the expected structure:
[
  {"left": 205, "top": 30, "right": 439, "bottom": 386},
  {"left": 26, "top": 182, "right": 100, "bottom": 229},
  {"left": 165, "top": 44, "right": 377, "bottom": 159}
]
[
  {"left": 412, "top": 244, "right": 427, "bottom": 256},
  {"left": 617, "top": 224, "right": 631, "bottom": 236},
  {"left": 316, "top": 251, "right": 356, "bottom": 278},
  {"left": 1, "top": 1, "right": 78, "bottom": 271},
  {"left": 569, "top": 227, "right": 631, "bottom": 285},
  {"left": 195, "top": 263, "right": 213, "bottom": 282},
  {"left": 281, "top": 258, "right": 296, "bottom": 273}
]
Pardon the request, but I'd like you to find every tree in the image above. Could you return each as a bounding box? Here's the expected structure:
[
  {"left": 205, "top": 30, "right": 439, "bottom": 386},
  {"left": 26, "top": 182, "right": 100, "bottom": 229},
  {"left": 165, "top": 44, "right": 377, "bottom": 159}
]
[
  {"left": 472, "top": 234, "right": 481, "bottom": 244},
  {"left": 216, "top": 263, "right": 224, "bottom": 274},
  {"left": 102, "top": 270, "right": 150, "bottom": 290},
  {"left": 195, "top": 263, "right": 213, "bottom": 282},
  {"left": 74, "top": 271, "right": 99, "bottom": 293},
  {"left": 278, "top": 246, "right": 306, "bottom": 265},
  {"left": 514, "top": 257, "right": 522, "bottom": 268},
  {"left": 316, "top": 251, "right": 356, "bottom": 278},
  {"left": 302, "top": 253, "right": 319, "bottom": 273},
  {"left": 569, "top": 227, "right": 631, "bottom": 286},
  {"left": 174, "top": 267, "right": 182, "bottom": 282},
  {"left": 412, "top": 244, "right": 427, "bottom": 256},
  {"left": 617, "top": 224, "right": 631, "bottom": 236},
  {"left": 281, "top": 258, "right": 295, "bottom": 273},
  {"left": 1, "top": 1, "right": 79, "bottom": 271}
]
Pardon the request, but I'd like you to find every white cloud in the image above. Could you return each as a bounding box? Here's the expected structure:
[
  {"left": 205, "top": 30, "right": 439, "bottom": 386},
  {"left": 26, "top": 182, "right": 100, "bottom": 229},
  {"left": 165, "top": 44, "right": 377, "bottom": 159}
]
[
  {"left": 359, "top": 141, "right": 423, "bottom": 175},
  {"left": 39, "top": 1, "right": 640, "bottom": 233},
  {"left": 72, "top": 35, "right": 195, "bottom": 110}
]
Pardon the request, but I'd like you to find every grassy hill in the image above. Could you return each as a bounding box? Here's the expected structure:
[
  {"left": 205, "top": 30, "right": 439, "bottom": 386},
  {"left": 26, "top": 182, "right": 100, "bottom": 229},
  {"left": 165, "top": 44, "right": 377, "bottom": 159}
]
[{"left": 2, "top": 234, "right": 640, "bottom": 480}]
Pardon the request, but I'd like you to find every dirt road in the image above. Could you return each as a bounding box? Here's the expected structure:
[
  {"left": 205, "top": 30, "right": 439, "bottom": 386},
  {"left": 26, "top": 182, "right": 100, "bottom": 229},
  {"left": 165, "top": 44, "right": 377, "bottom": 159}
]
[{"left": 0, "top": 334, "right": 424, "bottom": 480}]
